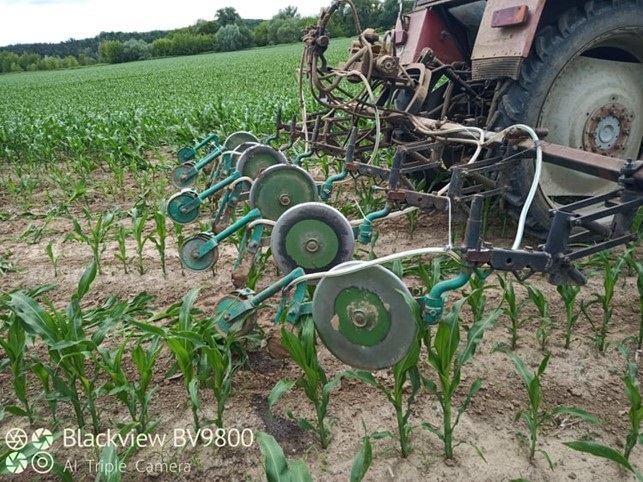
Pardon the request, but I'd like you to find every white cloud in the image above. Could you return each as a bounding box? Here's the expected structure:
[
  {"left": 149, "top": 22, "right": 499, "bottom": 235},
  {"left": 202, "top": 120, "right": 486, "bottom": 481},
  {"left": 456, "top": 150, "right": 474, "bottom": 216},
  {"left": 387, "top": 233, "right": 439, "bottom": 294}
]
[{"left": 0, "top": 0, "right": 329, "bottom": 46}]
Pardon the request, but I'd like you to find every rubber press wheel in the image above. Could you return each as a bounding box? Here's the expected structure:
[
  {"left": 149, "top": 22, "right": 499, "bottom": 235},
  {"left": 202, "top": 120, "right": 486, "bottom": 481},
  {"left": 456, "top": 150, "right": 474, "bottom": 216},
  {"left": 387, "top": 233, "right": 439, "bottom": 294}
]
[
  {"left": 223, "top": 131, "right": 259, "bottom": 151},
  {"left": 249, "top": 164, "right": 319, "bottom": 221},
  {"left": 312, "top": 261, "right": 418, "bottom": 370},
  {"left": 270, "top": 202, "right": 355, "bottom": 280},
  {"left": 235, "top": 145, "right": 288, "bottom": 179},
  {"left": 166, "top": 190, "right": 200, "bottom": 225},
  {"left": 179, "top": 233, "right": 218, "bottom": 272},
  {"left": 171, "top": 161, "right": 198, "bottom": 189},
  {"left": 213, "top": 293, "right": 257, "bottom": 336},
  {"left": 493, "top": 0, "right": 643, "bottom": 238}
]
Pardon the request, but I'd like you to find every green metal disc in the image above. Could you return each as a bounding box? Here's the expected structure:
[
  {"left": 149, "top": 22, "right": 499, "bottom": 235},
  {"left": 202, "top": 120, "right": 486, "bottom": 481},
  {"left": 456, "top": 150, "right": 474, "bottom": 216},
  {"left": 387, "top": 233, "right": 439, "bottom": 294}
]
[
  {"left": 235, "top": 145, "right": 288, "bottom": 179},
  {"left": 166, "top": 190, "right": 200, "bottom": 225},
  {"left": 214, "top": 293, "right": 257, "bottom": 336},
  {"left": 170, "top": 162, "right": 198, "bottom": 189},
  {"left": 312, "top": 261, "right": 418, "bottom": 370},
  {"left": 177, "top": 146, "right": 196, "bottom": 163},
  {"left": 270, "top": 202, "right": 354, "bottom": 281},
  {"left": 249, "top": 164, "right": 318, "bottom": 221},
  {"left": 223, "top": 131, "right": 259, "bottom": 151},
  {"left": 179, "top": 233, "right": 218, "bottom": 271}
]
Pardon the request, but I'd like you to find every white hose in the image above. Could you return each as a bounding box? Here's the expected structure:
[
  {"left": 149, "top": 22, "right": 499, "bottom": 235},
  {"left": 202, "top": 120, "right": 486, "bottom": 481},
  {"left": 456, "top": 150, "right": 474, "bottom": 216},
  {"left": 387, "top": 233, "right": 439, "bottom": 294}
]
[{"left": 285, "top": 246, "right": 459, "bottom": 290}]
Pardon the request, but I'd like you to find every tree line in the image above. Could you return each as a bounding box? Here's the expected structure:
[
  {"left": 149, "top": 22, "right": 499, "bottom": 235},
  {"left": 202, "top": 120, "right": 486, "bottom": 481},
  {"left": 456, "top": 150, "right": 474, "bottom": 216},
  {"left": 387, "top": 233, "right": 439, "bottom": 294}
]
[{"left": 0, "top": 1, "right": 413, "bottom": 74}]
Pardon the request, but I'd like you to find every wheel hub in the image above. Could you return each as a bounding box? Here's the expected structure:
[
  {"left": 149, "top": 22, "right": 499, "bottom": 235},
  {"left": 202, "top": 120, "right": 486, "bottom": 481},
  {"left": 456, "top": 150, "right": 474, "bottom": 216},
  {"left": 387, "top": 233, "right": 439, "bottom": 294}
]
[
  {"left": 312, "top": 262, "right": 417, "bottom": 370},
  {"left": 583, "top": 102, "right": 631, "bottom": 155}
]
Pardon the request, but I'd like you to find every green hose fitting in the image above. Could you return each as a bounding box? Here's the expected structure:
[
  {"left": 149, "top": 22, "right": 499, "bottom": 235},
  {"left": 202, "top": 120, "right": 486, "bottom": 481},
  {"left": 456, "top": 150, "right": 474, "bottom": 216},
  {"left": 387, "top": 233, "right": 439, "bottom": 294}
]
[
  {"left": 422, "top": 270, "right": 472, "bottom": 325},
  {"left": 320, "top": 170, "right": 348, "bottom": 201},
  {"left": 358, "top": 206, "right": 390, "bottom": 244}
]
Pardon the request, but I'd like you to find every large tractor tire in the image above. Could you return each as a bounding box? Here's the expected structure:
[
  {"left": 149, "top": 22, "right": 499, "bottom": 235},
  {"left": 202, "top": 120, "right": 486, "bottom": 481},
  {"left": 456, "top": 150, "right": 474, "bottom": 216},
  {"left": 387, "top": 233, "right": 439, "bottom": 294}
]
[{"left": 493, "top": 0, "right": 643, "bottom": 239}]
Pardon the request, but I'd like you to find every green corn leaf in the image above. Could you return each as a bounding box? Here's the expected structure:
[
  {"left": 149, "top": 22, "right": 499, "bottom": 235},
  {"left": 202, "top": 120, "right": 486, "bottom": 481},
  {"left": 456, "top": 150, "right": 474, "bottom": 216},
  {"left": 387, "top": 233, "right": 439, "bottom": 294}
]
[
  {"left": 458, "top": 308, "right": 501, "bottom": 366},
  {"left": 288, "top": 460, "right": 312, "bottom": 482},
  {"left": 371, "top": 430, "right": 395, "bottom": 440},
  {"left": 343, "top": 370, "right": 383, "bottom": 391},
  {"left": 77, "top": 260, "right": 97, "bottom": 300},
  {"left": 178, "top": 287, "right": 200, "bottom": 332},
  {"left": 256, "top": 432, "right": 290, "bottom": 482},
  {"left": 551, "top": 406, "right": 600, "bottom": 425},
  {"left": 188, "top": 378, "right": 200, "bottom": 411},
  {"left": 563, "top": 441, "right": 636, "bottom": 474},
  {"left": 350, "top": 435, "right": 372, "bottom": 482},
  {"left": 4, "top": 405, "right": 28, "bottom": 417},
  {"left": 8, "top": 292, "right": 61, "bottom": 344},
  {"left": 95, "top": 444, "right": 121, "bottom": 482},
  {"left": 295, "top": 418, "right": 315, "bottom": 431},
  {"left": 268, "top": 379, "right": 297, "bottom": 408}
]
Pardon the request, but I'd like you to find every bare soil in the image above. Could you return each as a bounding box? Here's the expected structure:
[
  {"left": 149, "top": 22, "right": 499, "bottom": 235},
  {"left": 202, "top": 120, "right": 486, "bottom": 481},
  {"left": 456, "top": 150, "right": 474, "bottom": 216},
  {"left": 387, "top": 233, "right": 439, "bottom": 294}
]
[{"left": 0, "top": 163, "right": 642, "bottom": 482}]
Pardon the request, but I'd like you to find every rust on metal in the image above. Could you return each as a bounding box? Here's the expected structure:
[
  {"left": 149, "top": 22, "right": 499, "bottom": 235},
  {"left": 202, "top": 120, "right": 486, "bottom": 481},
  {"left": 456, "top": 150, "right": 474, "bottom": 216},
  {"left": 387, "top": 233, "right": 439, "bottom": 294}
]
[
  {"left": 517, "top": 140, "right": 643, "bottom": 185},
  {"left": 471, "top": 0, "right": 545, "bottom": 80},
  {"left": 491, "top": 5, "right": 529, "bottom": 27}
]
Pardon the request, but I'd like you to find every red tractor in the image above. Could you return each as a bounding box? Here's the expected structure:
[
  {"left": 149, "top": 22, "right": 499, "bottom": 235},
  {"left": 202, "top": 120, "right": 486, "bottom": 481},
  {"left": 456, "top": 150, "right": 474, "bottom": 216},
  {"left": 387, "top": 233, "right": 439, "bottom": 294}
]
[{"left": 299, "top": 0, "right": 642, "bottom": 238}]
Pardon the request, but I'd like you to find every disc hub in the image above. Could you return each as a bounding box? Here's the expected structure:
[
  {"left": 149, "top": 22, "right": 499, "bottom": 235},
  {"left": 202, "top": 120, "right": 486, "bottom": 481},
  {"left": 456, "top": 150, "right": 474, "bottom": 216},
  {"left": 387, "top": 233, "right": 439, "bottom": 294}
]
[
  {"left": 583, "top": 102, "right": 631, "bottom": 156},
  {"left": 305, "top": 238, "right": 320, "bottom": 253},
  {"left": 279, "top": 194, "right": 292, "bottom": 206}
]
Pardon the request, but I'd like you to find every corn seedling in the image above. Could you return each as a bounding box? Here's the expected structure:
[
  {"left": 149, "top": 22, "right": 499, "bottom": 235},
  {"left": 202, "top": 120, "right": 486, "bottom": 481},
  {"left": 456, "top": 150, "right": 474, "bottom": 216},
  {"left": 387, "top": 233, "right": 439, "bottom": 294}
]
[
  {"left": 581, "top": 252, "right": 625, "bottom": 354},
  {"left": 130, "top": 207, "right": 149, "bottom": 275},
  {"left": 527, "top": 285, "right": 552, "bottom": 352},
  {"left": 150, "top": 207, "right": 168, "bottom": 276},
  {"left": 67, "top": 208, "right": 116, "bottom": 274},
  {"left": 256, "top": 432, "right": 312, "bottom": 482},
  {"left": 499, "top": 350, "right": 599, "bottom": 467},
  {"left": 350, "top": 422, "right": 373, "bottom": 482},
  {"left": 0, "top": 314, "right": 34, "bottom": 423},
  {"left": 556, "top": 284, "right": 581, "bottom": 350},
  {"left": 7, "top": 261, "right": 109, "bottom": 432},
  {"left": 45, "top": 240, "right": 60, "bottom": 277},
  {"left": 98, "top": 336, "right": 162, "bottom": 434},
  {"left": 201, "top": 331, "right": 239, "bottom": 429},
  {"left": 345, "top": 298, "right": 422, "bottom": 458},
  {"left": 114, "top": 224, "right": 130, "bottom": 274},
  {"left": 269, "top": 317, "right": 343, "bottom": 449},
  {"left": 162, "top": 288, "right": 203, "bottom": 431},
  {"left": 464, "top": 272, "right": 494, "bottom": 322},
  {"left": 564, "top": 352, "right": 642, "bottom": 479},
  {"left": 623, "top": 257, "right": 643, "bottom": 351},
  {"left": 422, "top": 298, "right": 501, "bottom": 460},
  {"left": 497, "top": 275, "right": 526, "bottom": 350},
  {"left": 96, "top": 443, "right": 122, "bottom": 482}
]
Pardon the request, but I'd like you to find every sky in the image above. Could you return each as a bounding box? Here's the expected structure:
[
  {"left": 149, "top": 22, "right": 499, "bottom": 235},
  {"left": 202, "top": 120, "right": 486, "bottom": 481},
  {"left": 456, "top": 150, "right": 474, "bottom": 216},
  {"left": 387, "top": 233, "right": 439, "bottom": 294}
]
[{"left": 0, "top": 0, "right": 330, "bottom": 47}]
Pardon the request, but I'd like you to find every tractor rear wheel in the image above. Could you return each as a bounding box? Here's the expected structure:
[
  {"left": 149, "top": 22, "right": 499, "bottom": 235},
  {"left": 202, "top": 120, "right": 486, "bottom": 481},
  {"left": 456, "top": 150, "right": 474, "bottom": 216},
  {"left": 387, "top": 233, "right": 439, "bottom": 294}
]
[{"left": 493, "top": 0, "right": 643, "bottom": 239}]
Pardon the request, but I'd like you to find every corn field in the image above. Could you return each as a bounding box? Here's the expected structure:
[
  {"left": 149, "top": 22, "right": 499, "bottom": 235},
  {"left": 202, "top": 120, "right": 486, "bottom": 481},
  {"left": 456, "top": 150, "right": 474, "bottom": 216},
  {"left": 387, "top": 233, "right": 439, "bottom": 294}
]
[{"left": 0, "top": 40, "right": 642, "bottom": 481}]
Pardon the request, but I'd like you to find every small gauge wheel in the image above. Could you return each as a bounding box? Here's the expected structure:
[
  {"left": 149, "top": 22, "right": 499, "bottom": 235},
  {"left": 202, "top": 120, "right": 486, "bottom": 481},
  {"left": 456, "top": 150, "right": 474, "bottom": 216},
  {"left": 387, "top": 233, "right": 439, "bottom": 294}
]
[
  {"left": 170, "top": 162, "right": 198, "bottom": 189},
  {"left": 224, "top": 131, "right": 259, "bottom": 151},
  {"left": 177, "top": 146, "right": 196, "bottom": 164},
  {"left": 214, "top": 293, "right": 257, "bottom": 336},
  {"left": 179, "top": 233, "right": 218, "bottom": 271},
  {"left": 312, "top": 261, "right": 418, "bottom": 370},
  {"left": 249, "top": 164, "right": 318, "bottom": 221},
  {"left": 166, "top": 190, "right": 201, "bottom": 225},
  {"left": 270, "top": 202, "right": 354, "bottom": 281},
  {"left": 236, "top": 145, "right": 288, "bottom": 179}
]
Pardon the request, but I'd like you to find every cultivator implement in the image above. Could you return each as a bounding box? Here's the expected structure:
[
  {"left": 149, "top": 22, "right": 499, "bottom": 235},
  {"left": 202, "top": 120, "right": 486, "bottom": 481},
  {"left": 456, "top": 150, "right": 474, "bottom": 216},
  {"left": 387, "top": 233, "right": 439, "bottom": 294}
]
[{"left": 162, "top": 1, "right": 643, "bottom": 370}]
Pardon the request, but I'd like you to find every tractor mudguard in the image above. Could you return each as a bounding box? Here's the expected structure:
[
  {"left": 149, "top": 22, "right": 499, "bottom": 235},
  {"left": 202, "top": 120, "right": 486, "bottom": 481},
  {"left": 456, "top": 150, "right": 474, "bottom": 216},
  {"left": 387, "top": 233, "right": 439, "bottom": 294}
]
[{"left": 471, "top": 0, "right": 546, "bottom": 80}]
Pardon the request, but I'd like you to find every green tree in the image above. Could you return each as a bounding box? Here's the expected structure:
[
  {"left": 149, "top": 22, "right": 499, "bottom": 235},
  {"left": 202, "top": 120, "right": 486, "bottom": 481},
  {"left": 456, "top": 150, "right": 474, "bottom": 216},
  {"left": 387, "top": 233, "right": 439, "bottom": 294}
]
[
  {"left": 152, "top": 37, "right": 173, "bottom": 57},
  {"left": 253, "top": 21, "right": 270, "bottom": 47},
  {"left": 123, "top": 39, "right": 152, "bottom": 61},
  {"left": 215, "top": 7, "right": 241, "bottom": 27},
  {"left": 216, "top": 24, "right": 247, "bottom": 52},
  {"left": 99, "top": 40, "right": 125, "bottom": 63},
  {"left": 274, "top": 6, "right": 300, "bottom": 19}
]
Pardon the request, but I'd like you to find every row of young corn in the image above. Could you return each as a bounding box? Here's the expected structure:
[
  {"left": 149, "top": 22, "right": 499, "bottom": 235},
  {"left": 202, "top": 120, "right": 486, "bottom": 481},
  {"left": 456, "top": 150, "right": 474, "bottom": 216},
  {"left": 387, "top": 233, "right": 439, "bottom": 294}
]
[{"left": 1, "top": 235, "right": 641, "bottom": 480}]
